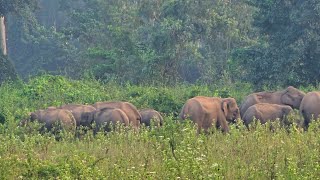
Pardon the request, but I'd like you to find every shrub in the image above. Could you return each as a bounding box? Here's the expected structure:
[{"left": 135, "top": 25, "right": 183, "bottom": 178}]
[{"left": 0, "top": 75, "right": 319, "bottom": 179}]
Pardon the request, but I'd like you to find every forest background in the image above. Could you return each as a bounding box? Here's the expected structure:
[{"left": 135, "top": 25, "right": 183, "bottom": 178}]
[{"left": 1, "top": 0, "right": 319, "bottom": 89}]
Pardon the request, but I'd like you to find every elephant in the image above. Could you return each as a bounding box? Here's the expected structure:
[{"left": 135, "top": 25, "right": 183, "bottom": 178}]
[
  {"left": 179, "top": 96, "right": 240, "bottom": 133},
  {"left": 93, "top": 101, "right": 141, "bottom": 128},
  {"left": 139, "top": 109, "right": 163, "bottom": 127},
  {"left": 242, "top": 103, "right": 293, "bottom": 127},
  {"left": 82, "top": 107, "right": 129, "bottom": 133},
  {"left": 59, "top": 104, "right": 96, "bottom": 127},
  {"left": 27, "top": 108, "right": 76, "bottom": 133},
  {"left": 299, "top": 91, "right": 320, "bottom": 129},
  {"left": 240, "top": 86, "right": 305, "bottom": 117},
  {"left": 47, "top": 106, "right": 57, "bottom": 110}
]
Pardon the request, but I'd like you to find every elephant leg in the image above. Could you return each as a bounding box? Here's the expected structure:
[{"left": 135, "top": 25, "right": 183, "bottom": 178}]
[
  {"left": 219, "top": 119, "right": 229, "bottom": 133},
  {"left": 216, "top": 115, "right": 229, "bottom": 133}
]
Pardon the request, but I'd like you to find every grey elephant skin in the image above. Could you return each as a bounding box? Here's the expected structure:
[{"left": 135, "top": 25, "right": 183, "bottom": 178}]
[
  {"left": 82, "top": 108, "right": 129, "bottom": 133},
  {"left": 180, "top": 96, "right": 240, "bottom": 133},
  {"left": 242, "top": 103, "right": 293, "bottom": 127},
  {"left": 27, "top": 108, "right": 76, "bottom": 133},
  {"left": 59, "top": 104, "right": 96, "bottom": 127},
  {"left": 93, "top": 101, "right": 141, "bottom": 128},
  {"left": 139, "top": 109, "right": 163, "bottom": 127},
  {"left": 299, "top": 91, "right": 320, "bottom": 129},
  {"left": 240, "top": 86, "right": 305, "bottom": 117}
]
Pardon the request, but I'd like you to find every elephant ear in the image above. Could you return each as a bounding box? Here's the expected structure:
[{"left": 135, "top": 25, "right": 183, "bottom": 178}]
[
  {"left": 281, "top": 89, "right": 295, "bottom": 106},
  {"left": 221, "top": 99, "right": 230, "bottom": 117}
]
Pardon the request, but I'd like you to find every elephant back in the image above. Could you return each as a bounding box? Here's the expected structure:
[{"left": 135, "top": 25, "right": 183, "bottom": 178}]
[
  {"left": 240, "top": 86, "right": 304, "bottom": 118},
  {"left": 59, "top": 104, "right": 96, "bottom": 127},
  {"left": 93, "top": 101, "right": 141, "bottom": 128},
  {"left": 46, "top": 109, "right": 76, "bottom": 131},
  {"left": 179, "top": 97, "right": 207, "bottom": 122},
  {"left": 180, "top": 96, "right": 233, "bottom": 133},
  {"left": 29, "top": 109, "right": 76, "bottom": 133},
  {"left": 139, "top": 109, "right": 163, "bottom": 127},
  {"left": 243, "top": 103, "right": 293, "bottom": 127},
  {"left": 240, "top": 92, "right": 278, "bottom": 117},
  {"left": 299, "top": 91, "right": 320, "bottom": 128},
  {"left": 94, "top": 108, "right": 129, "bottom": 133}
]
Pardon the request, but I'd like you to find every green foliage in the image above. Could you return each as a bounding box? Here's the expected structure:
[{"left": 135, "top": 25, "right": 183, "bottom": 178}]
[
  {"left": 22, "top": 75, "right": 108, "bottom": 106},
  {"left": 4, "top": 0, "right": 320, "bottom": 89},
  {"left": 0, "top": 0, "right": 38, "bottom": 16},
  {"left": 0, "top": 75, "right": 319, "bottom": 179},
  {"left": 6, "top": 0, "right": 256, "bottom": 85},
  {"left": 0, "top": 54, "right": 17, "bottom": 84},
  {"left": 233, "top": 0, "right": 320, "bottom": 88},
  {"left": 0, "top": 115, "right": 319, "bottom": 179},
  {"left": 7, "top": 15, "right": 78, "bottom": 78},
  {"left": 0, "top": 75, "right": 252, "bottom": 124}
]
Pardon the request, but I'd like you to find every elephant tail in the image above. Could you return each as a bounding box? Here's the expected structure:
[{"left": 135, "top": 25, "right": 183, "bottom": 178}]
[
  {"left": 70, "top": 112, "right": 76, "bottom": 126},
  {"left": 65, "top": 110, "right": 76, "bottom": 128},
  {"left": 118, "top": 109, "right": 129, "bottom": 126}
]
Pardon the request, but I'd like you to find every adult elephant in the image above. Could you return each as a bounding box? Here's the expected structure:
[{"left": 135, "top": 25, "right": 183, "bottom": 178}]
[
  {"left": 299, "top": 91, "right": 320, "bottom": 129},
  {"left": 82, "top": 108, "right": 129, "bottom": 133},
  {"left": 242, "top": 103, "right": 293, "bottom": 128},
  {"left": 139, "top": 109, "right": 163, "bottom": 127},
  {"left": 179, "top": 96, "right": 240, "bottom": 133},
  {"left": 240, "top": 86, "right": 305, "bottom": 117},
  {"left": 27, "top": 108, "right": 76, "bottom": 133},
  {"left": 59, "top": 104, "right": 96, "bottom": 127},
  {"left": 93, "top": 101, "right": 141, "bottom": 128}
]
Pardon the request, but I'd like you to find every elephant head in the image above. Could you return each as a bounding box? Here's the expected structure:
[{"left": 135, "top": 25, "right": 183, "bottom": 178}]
[
  {"left": 282, "top": 106, "right": 293, "bottom": 116},
  {"left": 30, "top": 112, "right": 37, "bottom": 121},
  {"left": 30, "top": 111, "right": 42, "bottom": 121},
  {"left": 221, "top": 98, "right": 240, "bottom": 123},
  {"left": 280, "top": 105, "right": 293, "bottom": 125},
  {"left": 281, "top": 86, "right": 305, "bottom": 109}
]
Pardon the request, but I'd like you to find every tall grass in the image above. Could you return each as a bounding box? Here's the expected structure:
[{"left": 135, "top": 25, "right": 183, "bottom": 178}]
[{"left": 0, "top": 75, "right": 319, "bottom": 179}]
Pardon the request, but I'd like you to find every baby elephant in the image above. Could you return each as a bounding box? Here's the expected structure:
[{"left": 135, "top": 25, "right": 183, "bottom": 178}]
[
  {"left": 242, "top": 103, "right": 293, "bottom": 127},
  {"left": 139, "top": 109, "right": 163, "bottom": 127}
]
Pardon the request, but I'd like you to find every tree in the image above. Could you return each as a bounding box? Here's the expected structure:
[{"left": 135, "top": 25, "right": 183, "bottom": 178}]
[
  {"left": 234, "top": 0, "right": 320, "bottom": 88},
  {"left": 0, "top": 16, "right": 7, "bottom": 55},
  {"left": 0, "top": 0, "right": 38, "bottom": 52},
  {"left": 59, "top": 0, "right": 255, "bottom": 85},
  {"left": 0, "top": 0, "right": 39, "bottom": 83},
  {"left": 6, "top": 0, "right": 79, "bottom": 78}
]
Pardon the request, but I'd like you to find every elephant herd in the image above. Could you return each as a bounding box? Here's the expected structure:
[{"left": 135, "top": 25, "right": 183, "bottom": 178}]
[
  {"left": 179, "top": 86, "right": 320, "bottom": 133},
  {"left": 23, "top": 86, "right": 320, "bottom": 135},
  {"left": 22, "top": 101, "right": 163, "bottom": 134}
]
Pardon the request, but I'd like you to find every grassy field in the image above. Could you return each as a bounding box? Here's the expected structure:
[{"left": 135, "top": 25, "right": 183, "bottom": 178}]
[{"left": 0, "top": 75, "right": 319, "bottom": 179}]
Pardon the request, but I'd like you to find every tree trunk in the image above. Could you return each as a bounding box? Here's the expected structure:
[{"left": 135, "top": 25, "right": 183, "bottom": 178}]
[
  {"left": 0, "top": 16, "right": 7, "bottom": 56},
  {"left": 0, "top": 16, "right": 17, "bottom": 83}
]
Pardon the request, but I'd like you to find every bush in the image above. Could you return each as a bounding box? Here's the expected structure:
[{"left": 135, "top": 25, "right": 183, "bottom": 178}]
[
  {"left": 0, "top": 54, "right": 17, "bottom": 84},
  {"left": 0, "top": 75, "right": 319, "bottom": 179}
]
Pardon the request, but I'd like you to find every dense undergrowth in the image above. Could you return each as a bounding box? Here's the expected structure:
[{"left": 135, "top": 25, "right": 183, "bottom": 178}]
[{"left": 0, "top": 75, "right": 319, "bottom": 179}]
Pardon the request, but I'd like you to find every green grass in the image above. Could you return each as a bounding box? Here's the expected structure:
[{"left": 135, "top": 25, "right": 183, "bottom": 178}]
[{"left": 0, "top": 75, "right": 319, "bottom": 179}]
